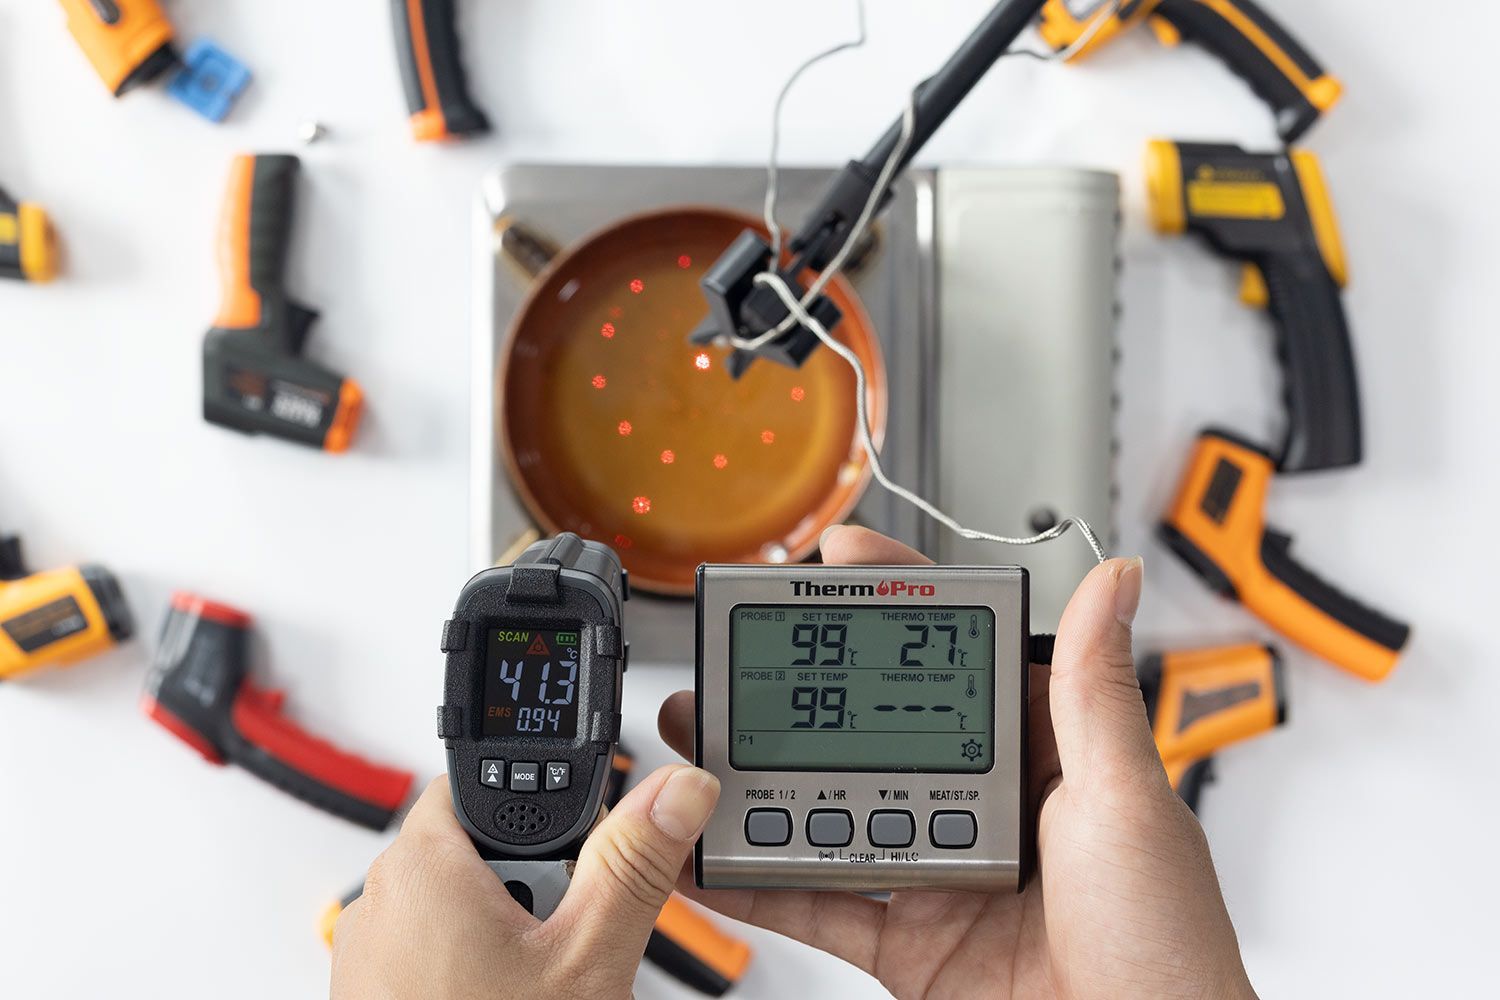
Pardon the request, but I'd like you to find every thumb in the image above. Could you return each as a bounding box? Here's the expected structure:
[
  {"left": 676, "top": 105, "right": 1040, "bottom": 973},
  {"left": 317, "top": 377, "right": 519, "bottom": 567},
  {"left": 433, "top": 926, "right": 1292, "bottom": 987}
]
[
  {"left": 1047, "top": 557, "right": 1167, "bottom": 797},
  {"left": 554, "top": 765, "right": 719, "bottom": 962}
]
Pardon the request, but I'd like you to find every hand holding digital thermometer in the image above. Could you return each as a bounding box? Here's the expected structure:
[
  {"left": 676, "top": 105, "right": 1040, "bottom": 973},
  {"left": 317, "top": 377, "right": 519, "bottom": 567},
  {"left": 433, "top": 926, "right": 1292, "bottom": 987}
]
[
  {"left": 437, "top": 533, "right": 628, "bottom": 916},
  {"left": 695, "top": 564, "right": 1034, "bottom": 893}
]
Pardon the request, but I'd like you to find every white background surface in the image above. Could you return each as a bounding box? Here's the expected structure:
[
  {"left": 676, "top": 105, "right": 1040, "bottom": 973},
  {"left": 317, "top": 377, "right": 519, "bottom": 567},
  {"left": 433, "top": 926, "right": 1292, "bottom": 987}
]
[{"left": 2, "top": 1, "right": 1496, "bottom": 996}]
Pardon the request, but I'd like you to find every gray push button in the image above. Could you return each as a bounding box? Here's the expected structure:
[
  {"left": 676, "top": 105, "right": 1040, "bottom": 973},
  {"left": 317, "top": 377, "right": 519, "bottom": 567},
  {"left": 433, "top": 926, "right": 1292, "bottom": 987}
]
[
  {"left": 509, "top": 762, "right": 540, "bottom": 792},
  {"left": 868, "top": 810, "right": 915, "bottom": 848},
  {"left": 744, "top": 809, "right": 792, "bottom": 846},
  {"left": 806, "top": 809, "right": 854, "bottom": 847},
  {"left": 480, "top": 759, "right": 505, "bottom": 788},
  {"left": 545, "top": 762, "right": 570, "bottom": 791},
  {"left": 930, "top": 811, "right": 978, "bottom": 849}
]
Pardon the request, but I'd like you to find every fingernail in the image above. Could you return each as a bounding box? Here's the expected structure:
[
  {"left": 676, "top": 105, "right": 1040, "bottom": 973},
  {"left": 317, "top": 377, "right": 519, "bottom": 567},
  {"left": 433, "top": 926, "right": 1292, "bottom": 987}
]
[
  {"left": 819, "top": 524, "right": 844, "bottom": 551},
  {"left": 651, "top": 767, "right": 720, "bottom": 841},
  {"left": 1115, "top": 557, "right": 1144, "bottom": 625}
]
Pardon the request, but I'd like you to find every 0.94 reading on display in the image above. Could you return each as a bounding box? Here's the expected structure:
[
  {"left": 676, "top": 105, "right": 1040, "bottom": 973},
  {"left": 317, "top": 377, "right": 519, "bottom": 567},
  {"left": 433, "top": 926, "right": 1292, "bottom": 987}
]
[
  {"left": 482, "top": 627, "right": 580, "bottom": 739},
  {"left": 729, "top": 606, "right": 996, "bottom": 772}
]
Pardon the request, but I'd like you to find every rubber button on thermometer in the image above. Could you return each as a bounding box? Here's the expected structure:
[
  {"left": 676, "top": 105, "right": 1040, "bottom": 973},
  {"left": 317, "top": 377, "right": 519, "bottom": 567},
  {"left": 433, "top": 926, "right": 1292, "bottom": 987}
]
[
  {"left": 868, "top": 810, "right": 916, "bottom": 848},
  {"left": 745, "top": 809, "right": 793, "bottom": 846},
  {"left": 806, "top": 810, "right": 854, "bottom": 847},
  {"left": 930, "top": 811, "right": 979, "bottom": 849}
]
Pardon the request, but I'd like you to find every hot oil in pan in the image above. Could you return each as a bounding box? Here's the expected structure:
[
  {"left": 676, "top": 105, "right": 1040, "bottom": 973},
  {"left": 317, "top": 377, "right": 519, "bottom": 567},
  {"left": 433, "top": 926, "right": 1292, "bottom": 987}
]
[{"left": 503, "top": 210, "right": 882, "bottom": 592}]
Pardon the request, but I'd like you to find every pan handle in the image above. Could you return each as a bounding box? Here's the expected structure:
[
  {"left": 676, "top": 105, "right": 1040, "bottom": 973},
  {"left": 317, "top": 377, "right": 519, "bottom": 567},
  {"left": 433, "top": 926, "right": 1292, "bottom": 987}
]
[{"left": 496, "top": 216, "right": 560, "bottom": 283}]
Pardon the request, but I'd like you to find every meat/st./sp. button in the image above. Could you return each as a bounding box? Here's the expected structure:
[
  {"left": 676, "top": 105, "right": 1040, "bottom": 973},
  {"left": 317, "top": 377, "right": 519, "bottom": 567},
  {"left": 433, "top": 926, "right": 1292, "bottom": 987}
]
[
  {"left": 930, "top": 810, "right": 978, "bottom": 849},
  {"left": 744, "top": 808, "right": 792, "bottom": 847}
]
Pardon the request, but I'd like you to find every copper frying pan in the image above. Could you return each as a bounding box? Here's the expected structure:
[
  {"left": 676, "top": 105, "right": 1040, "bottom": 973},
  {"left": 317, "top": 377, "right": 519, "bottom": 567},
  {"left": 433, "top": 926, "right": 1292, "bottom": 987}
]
[{"left": 498, "top": 206, "right": 886, "bottom": 596}]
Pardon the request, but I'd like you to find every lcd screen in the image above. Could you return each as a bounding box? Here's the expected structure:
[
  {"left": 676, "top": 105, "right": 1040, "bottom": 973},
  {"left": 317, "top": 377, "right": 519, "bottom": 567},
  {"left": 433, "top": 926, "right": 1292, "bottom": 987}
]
[
  {"left": 729, "top": 606, "right": 995, "bottom": 772},
  {"left": 482, "top": 626, "right": 581, "bottom": 739}
]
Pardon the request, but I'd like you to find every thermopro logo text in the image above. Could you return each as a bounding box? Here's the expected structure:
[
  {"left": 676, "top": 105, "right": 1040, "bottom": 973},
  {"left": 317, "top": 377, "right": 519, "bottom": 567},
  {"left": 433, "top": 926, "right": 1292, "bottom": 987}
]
[{"left": 791, "top": 580, "right": 937, "bottom": 598}]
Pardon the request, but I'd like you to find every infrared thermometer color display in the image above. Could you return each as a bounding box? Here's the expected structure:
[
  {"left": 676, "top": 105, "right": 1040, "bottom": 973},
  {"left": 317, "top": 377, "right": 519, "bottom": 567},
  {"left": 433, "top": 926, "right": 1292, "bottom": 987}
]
[{"left": 695, "top": 564, "right": 1031, "bottom": 893}]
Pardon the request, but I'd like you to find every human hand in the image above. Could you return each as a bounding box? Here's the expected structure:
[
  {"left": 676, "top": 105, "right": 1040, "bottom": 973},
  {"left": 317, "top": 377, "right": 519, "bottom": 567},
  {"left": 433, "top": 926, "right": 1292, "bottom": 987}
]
[
  {"left": 330, "top": 764, "right": 720, "bottom": 1000},
  {"left": 657, "top": 525, "right": 1257, "bottom": 1000}
]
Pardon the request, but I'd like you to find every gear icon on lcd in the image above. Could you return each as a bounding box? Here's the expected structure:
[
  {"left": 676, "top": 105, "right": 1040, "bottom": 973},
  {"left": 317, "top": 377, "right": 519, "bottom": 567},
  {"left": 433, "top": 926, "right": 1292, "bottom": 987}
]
[{"left": 960, "top": 739, "right": 983, "bottom": 762}]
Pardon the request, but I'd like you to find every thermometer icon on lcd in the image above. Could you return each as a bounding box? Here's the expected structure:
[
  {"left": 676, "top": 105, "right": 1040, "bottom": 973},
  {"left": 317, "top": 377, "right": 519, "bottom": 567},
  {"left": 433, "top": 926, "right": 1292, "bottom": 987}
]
[
  {"left": 968, "top": 615, "right": 979, "bottom": 639},
  {"left": 966, "top": 674, "right": 976, "bottom": 699}
]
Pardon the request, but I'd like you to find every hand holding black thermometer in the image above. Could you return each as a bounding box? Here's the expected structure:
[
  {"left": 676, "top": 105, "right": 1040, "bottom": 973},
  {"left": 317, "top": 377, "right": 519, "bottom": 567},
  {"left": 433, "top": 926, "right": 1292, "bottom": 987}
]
[{"left": 436, "top": 532, "right": 628, "bottom": 916}]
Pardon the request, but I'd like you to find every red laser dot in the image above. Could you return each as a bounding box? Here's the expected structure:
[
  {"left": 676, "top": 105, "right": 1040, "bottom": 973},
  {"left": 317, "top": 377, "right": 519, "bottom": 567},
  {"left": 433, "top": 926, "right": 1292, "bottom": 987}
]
[
  {"left": 694, "top": 352, "right": 711, "bottom": 371},
  {"left": 713, "top": 454, "right": 728, "bottom": 470},
  {"left": 591, "top": 374, "right": 607, "bottom": 390},
  {"left": 613, "top": 533, "right": 634, "bottom": 549},
  {"left": 632, "top": 496, "right": 652, "bottom": 515},
  {"left": 790, "top": 386, "right": 805, "bottom": 402},
  {"left": 761, "top": 430, "right": 776, "bottom": 444},
  {"left": 677, "top": 255, "right": 692, "bottom": 269},
  {"left": 618, "top": 420, "right": 632, "bottom": 436},
  {"left": 609, "top": 305, "right": 623, "bottom": 319},
  {"left": 660, "top": 449, "right": 675, "bottom": 464},
  {"left": 600, "top": 322, "right": 616, "bottom": 339},
  {"left": 629, "top": 278, "right": 644, "bottom": 294}
]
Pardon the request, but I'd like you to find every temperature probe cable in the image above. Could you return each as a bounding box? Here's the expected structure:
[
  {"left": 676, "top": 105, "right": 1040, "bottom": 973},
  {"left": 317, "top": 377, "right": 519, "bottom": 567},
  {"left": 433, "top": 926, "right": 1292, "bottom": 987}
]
[{"left": 710, "top": 0, "right": 1125, "bottom": 567}]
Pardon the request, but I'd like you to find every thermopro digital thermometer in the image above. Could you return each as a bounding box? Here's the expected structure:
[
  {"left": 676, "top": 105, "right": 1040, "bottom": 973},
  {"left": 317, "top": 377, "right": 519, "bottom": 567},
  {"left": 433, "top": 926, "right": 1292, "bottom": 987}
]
[{"left": 695, "top": 564, "right": 1032, "bottom": 893}]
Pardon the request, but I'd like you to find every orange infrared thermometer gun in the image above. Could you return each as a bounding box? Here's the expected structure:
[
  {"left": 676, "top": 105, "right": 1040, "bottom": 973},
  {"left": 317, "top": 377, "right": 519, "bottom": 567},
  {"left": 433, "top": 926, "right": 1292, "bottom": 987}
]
[
  {"left": 0, "top": 187, "right": 59, "bottom": 283},
  {"left": 202, "top": 154, "right": 363, "bottom": 452},
  {"left": 1139, "top": 643, "right": 1285, "bottom": 812},
  {"left": 1160, "top": 429, "right": 1411, "bottom": 682},
  {"left": 57, "top": 0, "right": 179, "bottom": 96},
  {"left": 1147, "top": 140, "right": 1360, "bottom": 474},
  {"left": 389, "top": 0, "right": 490, "bottom": 141},
  {"left": 1036, "top": 0, "right": 1342, "bottom": 142},
  {"left": 1, "top": 533, "right": 133, "bottom": 680}
]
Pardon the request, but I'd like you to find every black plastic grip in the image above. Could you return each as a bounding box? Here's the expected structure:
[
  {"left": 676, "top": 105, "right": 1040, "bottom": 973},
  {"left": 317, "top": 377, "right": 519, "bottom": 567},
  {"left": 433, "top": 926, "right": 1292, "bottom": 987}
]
[
  {"left": 1155, "top": 0, "right": 1328, "bottom": 142},
  {"left": 231, "top": 739, "right": 399, "bottom": 831},
  {"left": 389, "top": 0, "right": 490, "bottom": 139},
  {"left": 645, "top": 931, "right": 735, "bottom": 997},
  {"left": 1260, "top": 530, "right": 1411, "bottom": 653},
  {"left": 244, "top": 155, "right": 309, "bottom": 353},
  {"left": 1260, "top": 251, "right": 1362, "bottom": 472},
  {"left": 0, "top": 186, "right": 21, "bottom": 280},
  {"left": 1175, "top": 757, "right": 1215, "bottom": 814}
]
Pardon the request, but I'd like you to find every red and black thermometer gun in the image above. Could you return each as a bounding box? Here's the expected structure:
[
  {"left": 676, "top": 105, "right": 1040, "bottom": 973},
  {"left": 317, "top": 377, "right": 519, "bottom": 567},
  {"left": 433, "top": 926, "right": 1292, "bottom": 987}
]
[{"left": 143, "top": 594, "right": 414, "bottom": 830}]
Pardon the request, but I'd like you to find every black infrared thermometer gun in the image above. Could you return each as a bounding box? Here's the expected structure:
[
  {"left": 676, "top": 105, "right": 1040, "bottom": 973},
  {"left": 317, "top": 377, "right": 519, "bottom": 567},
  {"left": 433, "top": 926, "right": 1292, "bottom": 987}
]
[{"left": 437, "top": 533, "right": 629, "bottom": 917}]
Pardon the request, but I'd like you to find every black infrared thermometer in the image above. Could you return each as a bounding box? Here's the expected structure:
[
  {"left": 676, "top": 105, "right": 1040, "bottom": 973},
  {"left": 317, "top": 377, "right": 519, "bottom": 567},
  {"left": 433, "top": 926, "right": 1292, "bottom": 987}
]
[{"left": 437, "top": 533, "right": 628, "bottom": 915}]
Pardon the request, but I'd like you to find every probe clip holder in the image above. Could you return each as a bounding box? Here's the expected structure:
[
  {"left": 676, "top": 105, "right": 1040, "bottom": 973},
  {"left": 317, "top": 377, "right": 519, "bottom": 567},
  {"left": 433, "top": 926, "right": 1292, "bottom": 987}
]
[
  {"left": 688, "top": 231, "right": 838, "bottom": 378},
  {"left": 689, "top": 157, "right": 888, "bottom": 378}
]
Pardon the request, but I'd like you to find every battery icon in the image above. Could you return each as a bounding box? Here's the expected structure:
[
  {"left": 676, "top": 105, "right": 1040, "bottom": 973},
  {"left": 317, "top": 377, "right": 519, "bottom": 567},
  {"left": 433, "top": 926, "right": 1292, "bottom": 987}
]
[{"left": 556, "top": 631, "right": 579, "bottom": 646}]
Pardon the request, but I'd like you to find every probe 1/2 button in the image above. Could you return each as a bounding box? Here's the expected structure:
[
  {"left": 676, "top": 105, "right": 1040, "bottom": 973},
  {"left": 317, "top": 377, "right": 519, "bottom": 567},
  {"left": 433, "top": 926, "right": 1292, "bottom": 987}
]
[
  {"left": 744, "top": 809, "right": 793, "bottom": 847},
  {"left": 509, "top": 762, "right": 540, "bottom": 792},
  {"left": 544, "top": 762, "right": 570, "bottom": 791},
  {"left": 929, "top": 810, "right": 978, "bottom": 849},
  {"left": 868, "top": 810, "right": 916, "bottom": 848},
  {"left": 480, "top": 759, "right": 506, "bottom": 788},
  {"left": 806, "top": 809, "right": 854, "bottom": 847}
]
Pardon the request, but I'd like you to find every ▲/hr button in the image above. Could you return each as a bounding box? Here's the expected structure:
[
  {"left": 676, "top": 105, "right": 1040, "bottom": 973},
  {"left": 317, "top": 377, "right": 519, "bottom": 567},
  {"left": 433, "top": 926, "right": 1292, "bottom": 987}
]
[
  {"left": 806, "top": 809, "right": 854, "bottom": 847},
  {"left": 744, "top": 809, "right": 792, "bottom": 847},
  {"left": 868, "top": 810, "right": 915, "bottom": 848}
]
